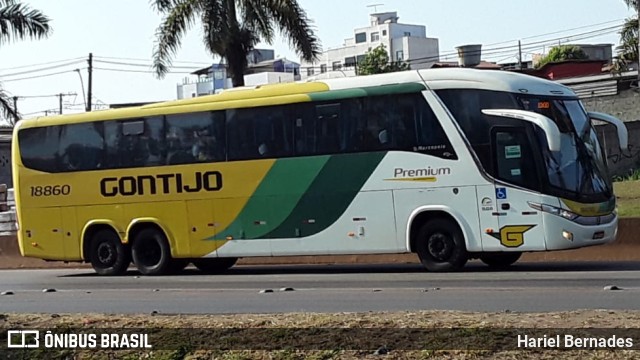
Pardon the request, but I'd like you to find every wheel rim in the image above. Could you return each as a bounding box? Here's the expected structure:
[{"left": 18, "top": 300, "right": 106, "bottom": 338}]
[
  {"left": 96, "top": 242, "right": 116, "bottom": 267},
  {"left": 136, "top": 237, "right": 161, "bottom": 268},
  {"left": 427, "top": 232, "right": 454, "bottom": 261}
]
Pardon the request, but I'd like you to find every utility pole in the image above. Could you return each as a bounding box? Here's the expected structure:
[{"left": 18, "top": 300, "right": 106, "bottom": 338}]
[
  {"left": 518, "top": 40, "right": 523, "bottom": 70},
  {"left": 58, "top": 92, "right": 77, "bottom": 114},
  {"left": 12, "top": 96, "right": 18, "bottom": 123},
  {"left": 87, "top": 53, "right": 93, "bottom": 112}
]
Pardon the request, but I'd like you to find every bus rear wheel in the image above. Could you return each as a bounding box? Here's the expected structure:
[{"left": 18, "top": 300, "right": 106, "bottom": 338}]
[
  {"left": 416, "top": 218, "right": 468, "bottom": 272},
  {"left": 131, "top": 228, "right": 173, "bottom": 276},
  {"left": 89, "top": 229, "right": 130, "bottom": 276},
  {"left": 479, "top": 252, "right": 522, "bottom": 269},
  {"left": 192, "top": 258, "right": 238, "bottom": 274}
]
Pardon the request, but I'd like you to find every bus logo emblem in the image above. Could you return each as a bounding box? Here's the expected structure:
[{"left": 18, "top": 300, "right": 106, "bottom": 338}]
[{"left": 489, "top": 225, "right": 535, "bottom": 248}]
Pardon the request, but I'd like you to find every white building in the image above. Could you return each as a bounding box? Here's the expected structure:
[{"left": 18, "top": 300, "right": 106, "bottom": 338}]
[{"left": 300, "top": 11, "right": 439, "bottom": 79}]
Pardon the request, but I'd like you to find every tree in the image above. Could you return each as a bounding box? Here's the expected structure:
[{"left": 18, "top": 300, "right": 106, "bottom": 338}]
[
  {"left": 0, "top": 0, "right": 51, "bottom": 123},
  {"left": 613, "top": 0, "right": 639, "bottom": 72},
  {"left": 151, "top": 0, "right": 320, "bottom": 87},
  {"left": 535, "top": 45, "right": 588, "bottom": 69},
  {"left": 356, "top": 44, "right": 410, "bottom": 75}
]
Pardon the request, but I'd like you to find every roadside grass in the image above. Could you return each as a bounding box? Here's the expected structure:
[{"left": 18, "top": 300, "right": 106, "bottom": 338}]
[{"left": 614, "top": 180, "right": 640, "bottom": 217}]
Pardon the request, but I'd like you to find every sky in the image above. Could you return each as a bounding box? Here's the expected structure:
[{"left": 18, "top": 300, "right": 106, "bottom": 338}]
[{"left": 0, "top": 0, "right": 636, "bottom": 121}]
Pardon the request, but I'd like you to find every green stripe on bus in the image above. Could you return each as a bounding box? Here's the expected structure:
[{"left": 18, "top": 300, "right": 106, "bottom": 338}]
[
  {"left": 307, "top": 83, "right": 426, "bottom": 102},
  {"left": 263, "top": 151, "right": 386, "bottom": 239},
  {"left": 207, "top": 156, "right": 330, "bottom": 241},
  {"left": 363, "top": 82, "right": 426, "bottom": 96},
  {"left": 308, "top": 88, "right": 368, "bottom": 102}
]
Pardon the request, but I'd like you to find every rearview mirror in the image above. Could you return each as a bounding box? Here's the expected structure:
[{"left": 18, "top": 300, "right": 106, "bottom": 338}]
[
  {"left": 587, "top": 111, "right": 629, "bottom": 153},
  {"left": 481, "top": 109, "right": 562, "bottom": 152}
]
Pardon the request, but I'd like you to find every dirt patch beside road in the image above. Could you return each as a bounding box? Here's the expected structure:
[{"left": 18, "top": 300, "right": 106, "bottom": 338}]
[
  {"left": 2, "top": 311, "right": 640, "bottom": 359},
  {"left": 2, "top": 218, "right": 640, "bottom": 269}
]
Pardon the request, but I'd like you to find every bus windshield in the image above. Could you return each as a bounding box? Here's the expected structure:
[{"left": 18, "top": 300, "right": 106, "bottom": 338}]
[
  {"left": 435, "top": 88, "right": 613, "bottom": 203},
  {"left": 517, "top": 96, "right": 612, "bottom": 201}
]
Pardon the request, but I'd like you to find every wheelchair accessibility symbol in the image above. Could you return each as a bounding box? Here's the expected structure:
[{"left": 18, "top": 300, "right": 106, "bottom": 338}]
[{"left": 496, "top": 188, "right": 507, "bottom": 200}]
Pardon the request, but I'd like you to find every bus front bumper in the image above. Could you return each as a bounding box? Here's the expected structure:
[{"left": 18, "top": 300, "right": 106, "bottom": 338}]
[{"left": 543, "top": 212, "right": 618, "bottom": 251}]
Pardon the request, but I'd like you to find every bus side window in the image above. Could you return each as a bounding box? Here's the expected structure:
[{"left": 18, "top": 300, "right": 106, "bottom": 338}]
[
  {"left": 143, "top": 117, "right": 165, "bottom": 166},
  {"left": 253, "top": 107, "right": 293, "bottom": 159},
  {"left": 392, "top": 104, "right": 414, "bottom": 150},
  {"left": 228, "top": 107, "right": 293, "bottom": 161},
  {"left": 121, "top": 121, "right": 150, "bottom": 167},
  {"left": 18, "top": 126, "right": 61, "bottom": 173},
  {"left": 104, "top": 117, "right": 164, "bottom": 169},
  {"left": 341, "top": 98, "right": 365, "bottom": 152},
  {"left": 409, "top": 94, "right": 457, "bottom": 159},
  {"left": 166, "top": 112, "right": 224, "bottom": 164},
  {"left": 59, "top": 122, "right": 104, "bottom": 171},
  {"left": 363, "top": 96, "right": 395, "bottom": 151},
  {"left": 226, "top": 109, "right": 251, "bottom": 160},
  {"left": 315, "top": 103, "right": 341, "bottom": 154},
  {"left": 293, "top": 104, "right": 316, "bottom": 156}
]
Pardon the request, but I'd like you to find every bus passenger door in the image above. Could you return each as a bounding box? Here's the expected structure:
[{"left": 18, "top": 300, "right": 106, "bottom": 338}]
[
  {"left": 490, "top": 127, "right": 546, "bottom": 251},
  {"left": 21, "top": 207, "right": 65, "bottom": 259}
]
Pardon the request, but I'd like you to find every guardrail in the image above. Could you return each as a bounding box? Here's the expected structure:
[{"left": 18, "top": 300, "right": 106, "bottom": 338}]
[{"left": 0, "top": 184, "right": 17, "bottom": 236}]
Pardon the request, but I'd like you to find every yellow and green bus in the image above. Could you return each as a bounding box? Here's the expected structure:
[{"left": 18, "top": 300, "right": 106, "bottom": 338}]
[{"left": 12, "top": 68, "right": 628, "bottom": 275}]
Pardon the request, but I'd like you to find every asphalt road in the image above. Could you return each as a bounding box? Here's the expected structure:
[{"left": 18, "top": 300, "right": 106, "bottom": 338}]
[{"left": 0, "top": 261, "right": 639, "bottom": 314}]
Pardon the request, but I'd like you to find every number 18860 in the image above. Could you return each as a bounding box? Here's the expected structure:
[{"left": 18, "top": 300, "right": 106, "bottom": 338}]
[{"left": 31, "top": 185, "right": 71, "bottom": 197}]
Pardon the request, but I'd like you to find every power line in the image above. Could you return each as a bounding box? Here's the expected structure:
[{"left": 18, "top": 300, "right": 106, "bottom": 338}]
[
  {"left": 93, "top": 59, "right": 203, "bottom": 70},
  {"left": 0, "top": 60, "right": 85, "bottom": 77},
  {"left": 16, "top": 92, "right": 77, "bottom": 99},
  {"left": 479, "top": 28, "right": 623, "bottom": 61},
  {"left": 21, "top": 108, "right": 61, "bottom": 117},
  {"left": 94, "top": 55, "right": 213, "bottom": 65},
  {"left": 448, "top": 24, "right": 623, "bottom": 59},
  {"left": 484, "top": 18, "right": 626, "bottom": 46},
  {"left": 1, "top": 69, "right": 79, "bottom": 82},
  {"left": 0, "top": 56, "right": 86, "bottom": 72},
  {"left": 402, "top": 25, "right": 623, "bottom": 67},
  {"left": 93, "top": 67, "right": 197, "bottom": 74}
]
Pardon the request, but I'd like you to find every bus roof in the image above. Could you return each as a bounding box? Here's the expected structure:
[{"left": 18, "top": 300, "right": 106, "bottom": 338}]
[
  {"left": 418, "top": 68, "right": 576, "bottom": 96},
  {"left": 312, "top": 68, "right": 575, "bottom": 96},
  {"left": 15, "top": 68, "right": 576, "bottom": 129}
]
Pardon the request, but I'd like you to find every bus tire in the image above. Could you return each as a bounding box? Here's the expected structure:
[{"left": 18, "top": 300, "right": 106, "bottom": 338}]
[
  {"left": 131, "top": 228, "right": 172, "bottom": 276},
  {"left": 415, "top": 218, "right": 468, "bottom": 272},
  {"left": 89, "top": 229, "right": 130, "bottom": 276},
  {"left": 479, "top": 252, "right": 522, "bottom": 269},
  {"left": 193, "top": 257, "right": 238, "bottom": 274}
]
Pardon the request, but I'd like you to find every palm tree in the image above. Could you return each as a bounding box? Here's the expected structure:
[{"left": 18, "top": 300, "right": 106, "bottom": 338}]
[
  {"left": 151, "top": 0, "right": 320, "bottom": 87},
  {"left": 0, "top": 0, "right": 51, "bottom": 123},
  {"left": 614, "top": 0, "right": 639, "bottom": 72}
]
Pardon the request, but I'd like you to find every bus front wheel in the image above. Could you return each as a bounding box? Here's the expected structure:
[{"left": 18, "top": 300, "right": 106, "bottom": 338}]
[
  {"left": 416, "top": 218, "right": 468, "bottom": 272},
  {"left": 89, "top": 229, "right": 130, "bottom": 276},
  {"left": 479, "top": 252, "right": 522, "bottom": 269},
  {"left": 131, "top": 228, "right": 173, "bottom": 276},
  {"left": 192, "top": 257, "right": 238, "bottom": 274}
]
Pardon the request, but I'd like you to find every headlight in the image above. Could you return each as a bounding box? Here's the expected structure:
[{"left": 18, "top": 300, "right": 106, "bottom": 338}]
[{"left": 528, "top": 202, "right": 578, "bottom": 220}]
